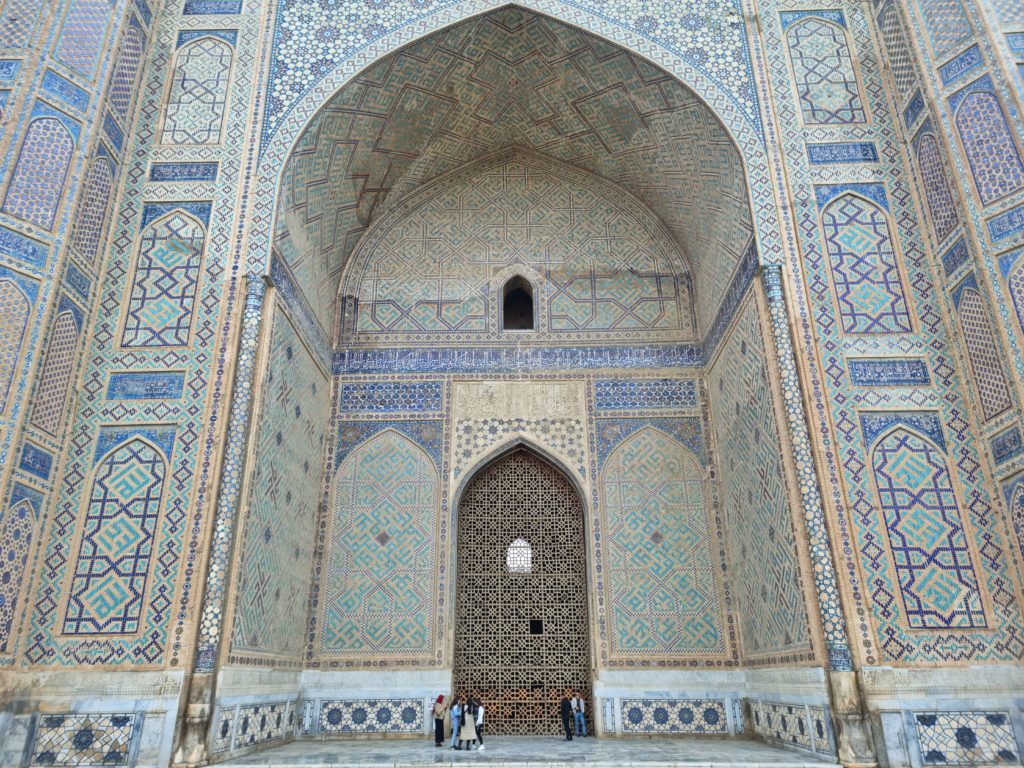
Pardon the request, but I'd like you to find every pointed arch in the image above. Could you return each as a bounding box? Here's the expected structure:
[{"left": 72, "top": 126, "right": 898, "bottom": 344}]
[
  {"left": 62, "top": 437, "right": 169, "bottom": 635},
  {"left": 868, "top": 426, "right": 986, "bottom": 629},
  {"left": 1, "top": 116, "right": 75, "bottom": 230},
  {"left": 321, "top": 429, "right": 438, "bottom": 656},
  {"left": 0, "top": 498, "right": 36, "bottom": 649},
  {"left": 121, "top": 210, "right": 206, "bottom": 347},
  {"left": 916, "top": 133, "right": 959, "bottom": 243},
  {"left": 71, "top": 156, "right": 115, "bottom": 262},
  {"left": 785, "top": 16, "right": 866, "bottom": 125},
  {"left": 1008, "top": 258, "right": 1024, "bottom": 342},
  {"left": 599, "top": 426, "right": 724, "bottom": 655},
  {"left": 954, "top": 91, "right": 1024, "bottom": 206},
  {"left": 957, "top": 287, "right": 1012, "bottom": 421},
  {"left": 107, "top": 24, "right": 146, "bottom": 118},
  {"left": 161, "top": 36, "right": 233, "bottom": 145},
  {"left": 30, "top": 310, "right": 80, "bottom": 435},
  {"left": 820, "top": 193, "right": 912, "bottom": 334},
  {"left": 0, "top": 277, "right": 31, "bottom": 413}
]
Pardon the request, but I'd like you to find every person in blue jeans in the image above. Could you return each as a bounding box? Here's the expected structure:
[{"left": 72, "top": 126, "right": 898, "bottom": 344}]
[
  {"left": 571, "top": 692, "right": 587, "bottom": 737},
  {"left": 450, "top": 696, "right": 463, "bottom": 749}
]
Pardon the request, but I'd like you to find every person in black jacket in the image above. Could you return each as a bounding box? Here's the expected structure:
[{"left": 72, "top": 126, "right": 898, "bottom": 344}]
[{"left": 559, "top": 693, "right": 574, "bottom": 741}]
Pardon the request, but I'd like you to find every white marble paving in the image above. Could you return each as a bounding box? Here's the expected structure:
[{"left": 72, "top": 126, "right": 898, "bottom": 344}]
[{"left": 219, "top": 736, "right": 838, "bottom": 767}]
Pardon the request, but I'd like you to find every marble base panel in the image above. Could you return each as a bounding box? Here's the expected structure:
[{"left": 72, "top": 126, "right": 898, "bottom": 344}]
[{"left": 0, "top": 670, "right": 184, "bottom": 768}]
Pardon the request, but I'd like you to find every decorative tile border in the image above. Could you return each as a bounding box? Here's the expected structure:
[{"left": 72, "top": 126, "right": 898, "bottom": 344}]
[
  {"left": 620, "top": 699, "right": 728, "bottom": 735},
  {"left": 211, "top": 700, "right": 297, "bottom": 754},
  {"left": 913, "top": 711, "right": 1019, "bottom": 765},
  {"left": 317, "top": 699, "right": 424, "bottom": 735},
  {"left": 751, "top": 700, "right": 833, "bottom": 755},
  {"left": 30, "top": 713, "right": 139, "bottom": 766}
]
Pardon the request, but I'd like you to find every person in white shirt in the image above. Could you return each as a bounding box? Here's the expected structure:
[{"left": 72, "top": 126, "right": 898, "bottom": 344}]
[
  {"left": 571, "top": 692, "right": 587, "bottom": 737},
  {"left": 474, "top": 698, "right": 485, "bottom": 751}
]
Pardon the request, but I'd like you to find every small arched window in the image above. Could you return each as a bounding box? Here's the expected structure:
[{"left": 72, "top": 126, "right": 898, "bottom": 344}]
[
  {"left": 506, "top": 538, "right": 532, "bottom": 573},
  {"left": 502, "top": 276, "right": 534, "bottom": 330}
]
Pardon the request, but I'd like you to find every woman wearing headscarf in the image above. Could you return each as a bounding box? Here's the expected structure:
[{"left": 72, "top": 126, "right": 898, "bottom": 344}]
[{"left": 432, "top": 694, "right": 447, "bottom": 747}]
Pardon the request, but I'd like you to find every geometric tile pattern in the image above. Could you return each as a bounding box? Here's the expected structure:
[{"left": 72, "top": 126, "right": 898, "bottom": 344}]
[
  {"left": 29, "top": 309, "right": 81, "bottom": 436},
  {"left": 620, "top": 698, "right": 728, "bottom": 734},
  {"left": 0, "top": 0, "right": 38, "bottom": 47},
  {"left": 70, "top": 157, "right": 115, "bottom": 262},
  {"left": 230, "top": 309, "right": 328, "bottom": 660},
  {"left": 952, "top": 90, "right": 1024, "bottom": 206},
  {"left": 914, "top": 711, "right": 1019, "bottom": 765},
  {"left": 62, "top": 438, "right": 168, "bottom": 635},
  {"left": 0, "top": 277, "right": 32, "bottom": 413},
  {"left": 321, "top": 430, "right": 438, "bottom": 655},
  {"left": 338, "top": 380, "right": 443, "bottom": 413},
  {"left": 454, "top": 417, "right": 585, "bottom": 479},
  {"left": 318, "top": 699, "right": 423, "bottom": 734},
  {"left": 121, "top": 212, "right": 206, "bottom": 347},
  {"left": 785, "top": 16, "right": 866, "bottom": 125},
  {"left": 708, "top": 297, "right": 812, "bottom": 661},
  {"left": 916, "top": 133, "right": 959, "bottom": 244},
  {"left": 0, "top": 486, "right": 39, "bottom": 652},
  {"left": 107, "top": 24, "right": 145, "bottom": 118},
  {"left": 53, "top": 0, "right": 110, "bottom": 76},
  {"left": 750, "top": 701, "right": 833, "bottom": 755},
  {"left": 277, "top": 8, "right": 752, "bottom": 337},
  {"left": 914, "top": 0, "right": 972, "bottom": 58},
  {"left": 343, "top": 151, "right": 692, "bottom": 344},
  {"left": 232, "top": 701, "right": 296, "bottom": 751},
  {"left": 820, "top": 193, "right": 913, "bottom": 335},
  {"left": 956, "top": 287, "right": 1013, "bottom": 422},
  {"left": 161, "top": 37, "right": 233, "bottom": 145},
  {"left": 868, "top": 427, "right": 986, "bottom": 629},
  {"left": 1010, "top": 261, "right": 1024, "bottom": 340},
  {"left": 594, "top": 379, "right": 698, "bottom": 410},
  {"left": 1, "top": 116, "right": 75, "bottom": 230},
  {"left": 30, "top": 713, "right": 136, "bottom": 766},
  {"left": 601, "top": 427, "right": 724, "bottom": 655}
]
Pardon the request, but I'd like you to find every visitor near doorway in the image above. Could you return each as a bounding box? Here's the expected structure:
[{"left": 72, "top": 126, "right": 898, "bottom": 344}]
[
  {"left": 559, "top": 693, "right": 574, "bottom": 741},
  {"left": 572, "top": 692, "right": 587, "bottom": 737}
]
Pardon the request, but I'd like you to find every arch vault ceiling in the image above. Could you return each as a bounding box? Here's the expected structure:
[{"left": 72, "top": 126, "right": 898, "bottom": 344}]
[{"left": 275, "top": 5, "right": 754, "bottom": 339}]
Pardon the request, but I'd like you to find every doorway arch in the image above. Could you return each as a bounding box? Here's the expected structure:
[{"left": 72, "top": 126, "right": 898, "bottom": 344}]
[{"left": 453, "top": 447, "right": 591, "bottom": 736}]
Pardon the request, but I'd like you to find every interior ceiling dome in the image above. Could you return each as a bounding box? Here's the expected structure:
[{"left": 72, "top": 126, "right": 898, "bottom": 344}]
[{"left": 277, "top": 5, "right": 755, "bottom": 338}]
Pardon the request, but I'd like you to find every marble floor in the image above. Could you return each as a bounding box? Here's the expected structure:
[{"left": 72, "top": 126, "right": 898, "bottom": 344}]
[{"left": 219, "top": 736, "right": 839, "bottom": 767}]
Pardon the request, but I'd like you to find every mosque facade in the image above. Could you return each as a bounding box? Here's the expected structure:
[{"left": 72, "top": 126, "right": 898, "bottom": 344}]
[{"left": 0, "top": 0, "right": 1024, "bottom": 766}]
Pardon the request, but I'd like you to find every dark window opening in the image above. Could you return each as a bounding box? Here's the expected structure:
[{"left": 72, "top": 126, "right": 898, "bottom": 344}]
[
  {"left": 529, "top": 619, "right": 544, "bottom": 635},
  {"left": 503, "top": 276, "right": 534, "bottom": 330}
]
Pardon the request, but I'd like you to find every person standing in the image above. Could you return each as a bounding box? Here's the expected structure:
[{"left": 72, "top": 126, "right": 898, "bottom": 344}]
[
  {"left": 474, "top": 697, "right": 485, "bottom": 751},
  {"left": 571, "top": 691, "right": 587, "bottom": 737},
  {"left": 459, "top": 697, "right": 478, "bottom": 750},
  {"left": 450, "top": 696, "right": 463, "bottom": 749},
  {"left": 559, "top": 693, "right": 574, "bottom": 741},
  {"left": 432, "top": 695, "right": 447, "bottom": 747}
]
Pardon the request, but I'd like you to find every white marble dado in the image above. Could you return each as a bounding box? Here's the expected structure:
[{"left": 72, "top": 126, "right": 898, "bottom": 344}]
[{"left": 299, "top": 668, "right": 452, "bottom": 700}]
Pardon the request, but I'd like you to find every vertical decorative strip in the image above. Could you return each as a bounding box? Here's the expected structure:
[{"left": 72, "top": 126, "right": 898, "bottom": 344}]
[
  {"left": 761, "top": 265, "right": 851, "bottom": 671},
  {"left": 194, "top": 276, "right": 265, "bottom": 671}
]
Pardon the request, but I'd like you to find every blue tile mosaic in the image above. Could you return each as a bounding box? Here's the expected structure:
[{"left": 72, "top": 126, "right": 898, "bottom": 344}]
[
  {"left": 941, "top": 238, "right": 969, "bottom": 277},
  {"left": 938, "top": 45, "right": 983, "bottom": 86},
  {"left": 334, "top": 345, "right": 704, "bottom": 374},
  {"left": 988, "top": 204, "right": 1024, "bottom": 242},
  {"left": 149, "top": 162, "right": 218, "bottom": 181},
  {"left": 19, "top": 443, "right": 53, "bottom": 480},
  {"left": 177, "top": 29, "right": 237, "bottom": 47},
  {"left": 95, "top": 425, "right": 176, "bottom": 462},
  {"left": 0, "top": 60, "right": 19, "bottom": 80},
  {"left": 107, "top": 372, "right": 186, "bottom": 400},
  {"left": 134, "top": 0, "right": 152, "bottom": 25},
  {"left": 140, "top": 201, "right": 211, "bottom": 228},
  {"left": 859, "top": 411, "right": 946, "bottom": 451},
  {"left": 595, "top": 417, "right": 705, "bottom": 466},
  {"left": 183, "top": 0, "right": 242, "bottom": 12},
  {"left": 904, "top": 91, "right": 925, "bottom": 127},
  {"left": 991, "top": 426, "right": 1024, "bottom": 466},
  {"left": 41, "top": 70, "right": 90, "bottom": 112},
  {"left": 338, "top": 381, "right": 443, "bottom": 413},
  {"left": 103, "top": 112, "right": 123, "bottom": 151},
  {"left": 1008, "top": 33, "right": 1024, "bottom": 54},
  {"left": 815, "top": 182, "right": 889, "bottom": 212},
  {"left": 63, "top": 262, "right": 91, "bottom": 302},
  {"left": 593, "top": 378, "right": 698, "bottom": 410},
  {"left": 914, "top": 711, "right": 1018, "bottom": 765},
  {"left": 807, "top": 142, "right": 878, "bottom": 164},
  {"left": 848, "top": 358, "right": 931, "bottom": 386},
  {"left": 779, "top": 9, "right": 846, "bottom": 28},
  {"left": 0, "top": 225, "right": 48, "bottom": 269}
]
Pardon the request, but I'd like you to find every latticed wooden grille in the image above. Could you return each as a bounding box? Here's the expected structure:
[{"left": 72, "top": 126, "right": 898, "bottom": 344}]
[{"left": 454, "top": 449, "right": 591, "bottom": 736}]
